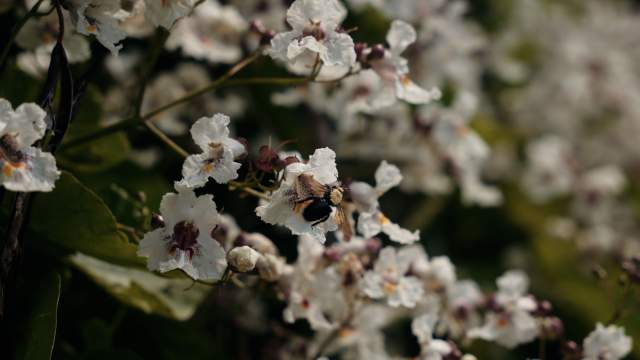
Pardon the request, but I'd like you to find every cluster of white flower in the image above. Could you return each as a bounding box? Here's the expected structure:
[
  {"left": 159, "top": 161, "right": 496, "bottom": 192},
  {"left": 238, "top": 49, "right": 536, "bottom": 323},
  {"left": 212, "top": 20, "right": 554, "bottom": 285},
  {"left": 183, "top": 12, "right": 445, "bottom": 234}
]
[
  {"left": 488, "top": 0, "right": 640, "bottom": 258},
  {"left": 7, "top": 0, "right": 639, "bottom": 358}
]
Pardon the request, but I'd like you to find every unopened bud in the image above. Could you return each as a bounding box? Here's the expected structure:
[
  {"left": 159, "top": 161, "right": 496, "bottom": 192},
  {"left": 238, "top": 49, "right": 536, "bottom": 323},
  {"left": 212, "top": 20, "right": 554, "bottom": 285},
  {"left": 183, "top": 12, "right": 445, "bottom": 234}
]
[
  {"left": 228, "top": 246, "right": 261, "bottom": 273},
  {"left": 257, "top": 254, "right": 287, "bottom": 282},
  {"left": 151, "top": 213, "right": 165, "bottom": 229},
  {"left": 541, "top": 316, "right": 564, "bottom": 340},
  {"left": 367, "top": 44, "right": 386, "bottom": 61}
]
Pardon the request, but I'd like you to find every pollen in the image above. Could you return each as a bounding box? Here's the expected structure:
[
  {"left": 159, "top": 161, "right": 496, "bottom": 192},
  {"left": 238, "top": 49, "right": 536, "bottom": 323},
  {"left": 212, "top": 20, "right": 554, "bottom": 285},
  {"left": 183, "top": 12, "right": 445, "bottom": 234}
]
[
  {"left": 400, "top": 75, "right": 412, "bottom": 86},
  {"left": 382, "top": 281, "right": 397, "bottom": 295},
  {"left": 377, "top": 213, "right": 391, "bottom": 225},
  {"left": 2, "top": 164, "right": 14, "bottom": 177}
]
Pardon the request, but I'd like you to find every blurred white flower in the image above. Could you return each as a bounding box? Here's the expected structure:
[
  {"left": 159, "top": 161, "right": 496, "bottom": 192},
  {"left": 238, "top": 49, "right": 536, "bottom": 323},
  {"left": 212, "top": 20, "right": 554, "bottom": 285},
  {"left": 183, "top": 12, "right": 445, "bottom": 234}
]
[
  {"left": 16, "top": 12, "right": 90, "bottom": 77},
  {"left": 583, "top": 323, "right": 632, "bottom": 360},
  {"left": 412, "top": 313, "right": 453, "bottom": 360},
  {"left": 137, "top": 185, "right": 227, "bottom": 281},
  {"left": 144, "top": 0, "right": 197, "bottom": 29},
  {"left": 180, "top": 113, "right": 246, "bottom": 188},
  {"left": 268, "top": 0, "right": 356, "bottom": 79},
  {"left": 368, "top": 20, "right": 441, "bottom": 108},
  {"left": 469, "top": 270, "right": 538, "bottom": 348},
  {"left": 0, "top": 99, "right": 60, "bottom": 192},
  {"left": 166, "top": 0, "right": 248, "bottom": 64},
  {"left": 361, "top": 246, "right": 424, "bottom": 307}
]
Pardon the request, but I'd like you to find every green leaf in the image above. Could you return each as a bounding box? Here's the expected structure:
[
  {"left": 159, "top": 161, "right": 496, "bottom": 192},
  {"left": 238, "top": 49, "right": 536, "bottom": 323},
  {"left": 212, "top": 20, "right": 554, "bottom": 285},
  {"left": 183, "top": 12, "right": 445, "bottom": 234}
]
[
  {"left": 15, "top": 272, "right": 61, "bottom": 360},
  {"left": 59, "top": 86, "right": 131, "bottom": 172},
  {"left": 30, "top": 171, "right": 143, "bottom": 267},
  {"left": 70, "top": 253, "right": 210, "bottom": 321}
]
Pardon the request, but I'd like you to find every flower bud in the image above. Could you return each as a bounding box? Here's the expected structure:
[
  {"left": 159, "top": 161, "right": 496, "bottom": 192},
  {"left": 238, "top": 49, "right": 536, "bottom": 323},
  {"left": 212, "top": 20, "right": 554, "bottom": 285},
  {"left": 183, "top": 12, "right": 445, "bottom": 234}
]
[
  {"left": 228, "top": 246, "right": 261, "bottom": 273},
  {"left": 367, "top": 44, "right": 386, "bottom": 61},
  {"left": 151, "top": 213, "right": 165, "bottom": 229},
  {"left": 257, "top": 254, "right": 288, "bottom": 282}
]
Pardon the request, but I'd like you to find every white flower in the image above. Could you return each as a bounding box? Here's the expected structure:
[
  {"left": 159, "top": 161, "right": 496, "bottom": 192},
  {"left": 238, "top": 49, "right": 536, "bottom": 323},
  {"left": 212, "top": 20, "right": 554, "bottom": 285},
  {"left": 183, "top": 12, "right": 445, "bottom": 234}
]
[
  {"left": 227, "top": 246, "right": 261, "bottom": 272},
  {"left": 361, "top": 246, "right": 424, "bottom": 307},
  {"left": 180, "top": 114, "right": 246, "bottom": 188},
  {"left": 468, "top": 270, "right": 538, "bottom": 348},
  {"left": 144, "top": 0, "right": 197, "bottom": 29},
  {"left": 137, "top": 185, "right": 227, "bottom": 281},
  {"left": 16, "top": 12, "right": 90, "bottom": 77},
  {"left": 368, "top": 20, "right": 441, "bottom": 108},
  {"left": 268, "top": 0, "right": 356, "bottom": 79},
  {"left": 256, "top": 147, "right": 339, "bottom": 243},
  {"left": 166, "top": 0, "right": 248, "bottom": 64},
  {"left": 0, "top": 99, "right": 60, "bottom": 192},
  {"left": 351, "top": 161, "right": 419, "bottom": 244},
  {"left": 412, "top": 313, "right": 453, "bottom": 360},
  {"left": 583, "top": 323, "right": 632, "bottom": 360},
  {"left": 429, "top": 100, "right": 502, "bottom": 206},
  {"left": 69, "top": 0, "right": 128, "bottom": 55},
  {"left": 283, "top": 236, "right": 348, "bottom": 330},
  {"left": 522, "top": 135, "right": 574, "bottom": 203}
]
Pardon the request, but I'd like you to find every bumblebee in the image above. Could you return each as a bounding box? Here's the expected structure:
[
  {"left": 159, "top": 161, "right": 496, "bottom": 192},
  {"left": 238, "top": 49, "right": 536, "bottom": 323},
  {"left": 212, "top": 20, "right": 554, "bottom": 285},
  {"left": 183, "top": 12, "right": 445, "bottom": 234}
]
[{"left": 293, "top": 173, "right": 352, "bottom": 240}]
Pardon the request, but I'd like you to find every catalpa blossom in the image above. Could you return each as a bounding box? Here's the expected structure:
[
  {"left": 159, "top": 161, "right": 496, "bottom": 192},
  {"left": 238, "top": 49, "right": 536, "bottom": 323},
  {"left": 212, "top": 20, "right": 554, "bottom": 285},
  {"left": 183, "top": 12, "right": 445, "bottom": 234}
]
[
  {"left": 69, "top": 0, "right": 128, "bottom": 55},
  {"left": 0, "top": 99, "right": 60, "bottom": 192},
  {"left": 361, "top": 246, "right": 424, "bottom": 307},
  {"left": 144, "top": 0, "right": 197, "bottom": 29},
  {"left": 412, "top": 313, "right": 453, "bottom": 360},
  {"left": 350, "top": 161, "right": 420, "bottom": 244},
  {"left": 469, "top": 270, "right": 538, "bottom": 348},
  {"left": 166, "top": 0, "right": 248, "bottom": 64},
  {"left": 582, "top": 323, "right": 632, "bottom": 360},
  {"left": 427, "top": 96, "right": 503, "bottom": 206},
  {"left": 269, "top": 0, "right": 356, "bottom": 79},
  {"left": 367, "top": 20, "right": 441, "bottom": 108},
  {"left": 137, "top": 185, "right": 227, "bottom": 281},
  {"left": 180, "top": 113, "right": 246, "bottom": 188},
  {"left": 256, "top": 147, "right": 340, "bottom": 244},
  {"left": 16, "top": 12, "right": 90, "bottom": 77},
  {"left": 283, "top": 236, "right": 348, "bottom": 330}
]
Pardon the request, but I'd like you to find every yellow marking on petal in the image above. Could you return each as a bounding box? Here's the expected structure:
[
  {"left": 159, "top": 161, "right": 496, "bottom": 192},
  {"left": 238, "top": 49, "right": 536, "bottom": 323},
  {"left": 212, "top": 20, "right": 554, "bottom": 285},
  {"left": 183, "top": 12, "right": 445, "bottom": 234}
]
[
  {"left": 2, "top": 164, "right": 14, "bottom": 177},
  {"left": 87, "top": 24, "right": 97, "bottom": 33},
  {"left": 377, "top": 213, "right": 391, "bottom": 225},
  {"left": 383, "top": 281, "right": 397, "bottom": 295},
  {"left": 338, "top": 327, "right": 354, "bottom": 338},
  {"left": 400, "top": 75, "right": 412, "bottom": 87},
  {"left": 202, "top": 163, "right": 214, "bottom": 173}
]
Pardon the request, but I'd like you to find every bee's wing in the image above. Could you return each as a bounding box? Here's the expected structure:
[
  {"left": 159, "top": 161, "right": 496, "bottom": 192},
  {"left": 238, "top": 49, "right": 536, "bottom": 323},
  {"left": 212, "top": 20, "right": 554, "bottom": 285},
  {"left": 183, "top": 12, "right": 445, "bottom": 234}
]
[
  {"left": 335, "top": 206, "right": 353, "bottom": 242},
  {"left": 295, "top": 173, "right": 327, "bottom": 200}
]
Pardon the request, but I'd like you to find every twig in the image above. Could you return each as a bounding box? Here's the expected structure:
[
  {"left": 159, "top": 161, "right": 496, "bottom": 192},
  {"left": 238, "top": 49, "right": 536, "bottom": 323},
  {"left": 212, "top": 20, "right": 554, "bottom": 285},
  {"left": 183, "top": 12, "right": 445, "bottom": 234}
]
[
  {"left": 143, "top": 121, "right": 189, "bottom": 158},
  {"left": 0, "top": 0, "right": 45, "bottom": 70}
]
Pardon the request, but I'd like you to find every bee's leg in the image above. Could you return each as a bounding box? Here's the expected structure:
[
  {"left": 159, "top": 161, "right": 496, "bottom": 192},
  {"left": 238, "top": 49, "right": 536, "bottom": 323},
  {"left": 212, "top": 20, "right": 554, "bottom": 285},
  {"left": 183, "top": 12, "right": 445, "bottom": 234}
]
[
  {"left": 311, "top": 214, "right": 330, "bottom": 227},
  {"left": 294, "top": 196, "right": 314, "bottom": 203}
]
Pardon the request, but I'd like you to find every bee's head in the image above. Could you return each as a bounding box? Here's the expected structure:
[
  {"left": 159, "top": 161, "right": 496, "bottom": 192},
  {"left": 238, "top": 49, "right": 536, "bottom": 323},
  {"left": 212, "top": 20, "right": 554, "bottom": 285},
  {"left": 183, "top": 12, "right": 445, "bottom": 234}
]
[{"left": 329, "top": 185, "right": 344, "bottom": 206}]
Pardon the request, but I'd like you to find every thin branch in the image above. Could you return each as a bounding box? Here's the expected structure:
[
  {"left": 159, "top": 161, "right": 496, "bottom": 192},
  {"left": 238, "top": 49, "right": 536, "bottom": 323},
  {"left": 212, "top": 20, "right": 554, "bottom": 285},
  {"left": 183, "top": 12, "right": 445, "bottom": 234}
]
[
  {"left": 143, "top": 121, "right": 189, "bottom": 158},
  {"left": 0, "top": 0, "right": 45, "bottom": 69}
]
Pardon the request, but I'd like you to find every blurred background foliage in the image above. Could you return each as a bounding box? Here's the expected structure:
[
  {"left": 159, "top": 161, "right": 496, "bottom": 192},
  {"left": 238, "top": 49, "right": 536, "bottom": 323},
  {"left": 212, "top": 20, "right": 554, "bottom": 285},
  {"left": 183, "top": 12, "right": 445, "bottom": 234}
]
[{"left": 0, "top": 0, "right": 639, "bottom": 359}]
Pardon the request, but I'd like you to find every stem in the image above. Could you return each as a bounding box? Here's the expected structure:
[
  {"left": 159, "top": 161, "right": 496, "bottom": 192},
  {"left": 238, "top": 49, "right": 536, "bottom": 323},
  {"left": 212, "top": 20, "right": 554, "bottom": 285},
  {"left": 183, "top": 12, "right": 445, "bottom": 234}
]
[
  {"left": 309, "top": 327, "right": 340, "bottom": 360},
  {"left": 132, "top": 29, "right": 169, "bottom": 118},
  {"left": 539, "top": 338, "right": 546, "bottom": 360},
  {"left": 0, "top": 192, "right": 32, "bottom": 316},
  {"left": 0, "top": 0, "right": 45, "bottom": 69},
  {"left": 143, "top": 121, "right": 189, "bottom": 158},
  {"left": 229, "top": 181, "right": 270, "bottom": 200},
  {"left": 142, "top": 50, "right": 264, "bottom": 121}
]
